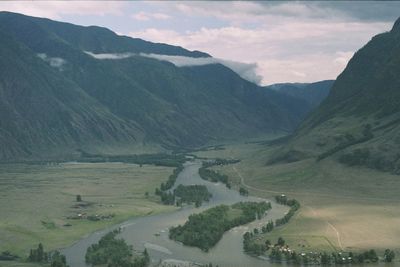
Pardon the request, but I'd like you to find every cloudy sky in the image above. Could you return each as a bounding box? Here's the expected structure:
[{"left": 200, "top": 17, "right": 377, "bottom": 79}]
[{"left": 1, "top": 1, "right": 399, "bottom": 85}]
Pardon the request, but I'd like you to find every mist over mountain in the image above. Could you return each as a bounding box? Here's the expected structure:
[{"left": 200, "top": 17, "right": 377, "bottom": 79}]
[
  {"left": 0, "top": 12, "right": 314, "bottom": 161},
  {"left": 274, "top": 17, "right": 400, "bottom": 173}
]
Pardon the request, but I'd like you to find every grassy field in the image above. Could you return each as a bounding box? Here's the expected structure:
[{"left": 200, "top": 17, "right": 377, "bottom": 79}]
[
  {"left": 0, "top": 162, "right": 176, "bottom": 259},
  {"left": 0, "top": 261, "right": 43, "bottom": 267},
  {"left": 194, "top": 140, "right": 400, "bottom": 256}
]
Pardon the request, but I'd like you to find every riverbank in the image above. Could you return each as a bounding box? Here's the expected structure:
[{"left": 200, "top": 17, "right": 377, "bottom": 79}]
[
  {"left": 0, "top": 162, "right": 176, "bottom": 257},
  {"left": 193, "top": 141, "right": 400, "bottom": 257},
  {"left": 61, "top": 160, "right": 289, "bottom": 267}
]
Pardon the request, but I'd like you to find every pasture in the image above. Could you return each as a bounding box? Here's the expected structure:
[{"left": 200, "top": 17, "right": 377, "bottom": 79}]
[
  {"left": 0, "top": 162, "right": 175, "bottom": 257},
  {"left": 195, "top": 141, "right": 400, "bottom": 255}
]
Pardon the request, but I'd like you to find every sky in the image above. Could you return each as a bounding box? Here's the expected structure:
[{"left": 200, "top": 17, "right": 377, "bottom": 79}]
[{"left": 0, "top": 1, "right": 399, "bottom": 85}]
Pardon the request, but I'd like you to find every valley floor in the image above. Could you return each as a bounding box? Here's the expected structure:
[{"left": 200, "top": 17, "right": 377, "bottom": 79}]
[
  {"left": 194, "top": 140, "right": 400, "bottom": 256},
  {"left": 0, "top": 162, "right": 176, "bottom": 259},
  {"left": 1, "top": 136, "right": 399, "bottom": 266}
]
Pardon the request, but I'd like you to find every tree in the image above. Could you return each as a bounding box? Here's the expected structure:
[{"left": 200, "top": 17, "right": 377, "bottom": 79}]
[
  {"left": 384, "top": 249, "right": 395, "bottom": 262},
  {"left": 368, "top": 249, "right": 378, "bottom": 262},
  {"left": 321, "top": 252, "right": 331, "bottom": 265},
  {"left": 142, "top": 248, "right": 150, "bottom": 266},
  {"left": 50, "top": 251, "right": 68, "bottom": 267},
  {"left": 239, "top": 187, "right": 249, "bottom": 196},
  {"left": 277, "top": 237, "right": 285, "bottom": 247},
  {"left": 37, "top": 243, "right": 44, "bottom": 262},
  {"left": 76, "top": 195, "right": 82, "bottom": 202}
]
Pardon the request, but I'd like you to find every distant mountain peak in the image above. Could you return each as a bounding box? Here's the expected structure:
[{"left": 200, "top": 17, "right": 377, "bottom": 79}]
[{"left": 391, "top": 16, "right": 400, "bottom": 33}]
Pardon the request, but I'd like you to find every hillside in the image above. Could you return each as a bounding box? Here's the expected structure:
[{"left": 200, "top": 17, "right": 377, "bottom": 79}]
[
  {"left": 0, "top": 12, "right": 312, "bottom": 161},
  {"left": 265, "top": 80, "right": 334, "bottom": 108},
  {"left": 275, "top": 17, "right": 400, "bottom": 173}
]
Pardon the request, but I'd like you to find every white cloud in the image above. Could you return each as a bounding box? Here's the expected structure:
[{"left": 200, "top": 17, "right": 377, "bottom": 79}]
[
  {"left": 37, "top": 53, "right": 66, "bottom": 70},
  {"left": 132, "top": 11, "right": 171, "bottom": 21},
  {"left": 141, "top": 54, "right": 262, "bottom": 84},
  {"left": 0, "top": 1, "right": 126, "bottom": 19},
  {"left": 84, "top": 51, "right": 262, "bottom": 84},
  {"left": 129, "top": 19, "right": 390, "bottom": 84},
  {"left": 84, "top": 51, "right": 135, "bottom": 60},
  {"left": 158, "top": 2, "right": 400, "bottom": 24},
  {"left": 2, "top": 1, "right": 396, "bottom": 84},
  {"left": 334, "top": 51, "right": 354, "bottom": 66}
]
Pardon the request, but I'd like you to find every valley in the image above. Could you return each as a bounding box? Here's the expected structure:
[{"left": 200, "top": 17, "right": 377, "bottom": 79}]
[
  {"left": 1, "top": 138, "right": 399, "bottom": 266},
  {"left": 196, "top": 141, "right": 400, "bottom": 256},
  {"left": 0, "top": 5, "right": 400, "bottom": 267}
]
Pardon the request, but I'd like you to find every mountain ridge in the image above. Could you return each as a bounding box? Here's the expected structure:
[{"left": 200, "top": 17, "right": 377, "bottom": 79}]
[
  {"left": 0, "top": 12, "right": 317, "bottom": 161},
  {"left": 273, "top": 17, "right": 400, "bottom": 173}
]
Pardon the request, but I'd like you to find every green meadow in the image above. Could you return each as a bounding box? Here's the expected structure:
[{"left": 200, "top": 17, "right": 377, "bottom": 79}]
[{"left": 0, "top": 162, "right": 176, "bottom": 257}]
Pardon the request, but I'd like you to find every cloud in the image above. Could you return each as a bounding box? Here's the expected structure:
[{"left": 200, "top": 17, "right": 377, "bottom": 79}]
[
  {"left": 141, "top": 54, "right": 262, "bottom": 84},
  {"left": 0, "top": 1, "right": 126, "bottom": 19},
  {"left": 158, "top": 2, "right": 400, "bottom": 24},
  {"left": 132, "top": 11, "right": 171, "bottom": 21},
  {"left": 37, "top": 53, "right": 66, "bottom": 70},
  {"left": 334, "top": 51, "right": 354, "bottom": 66},
  {"left": 129, "top": 19, "right": 390, "bottom": 84},
  {"left": 84, "top": 51, "right": 134, "bottom": 60},
  {"left": 3, "top": 1, "right": 397, "bottom": 84},
  {"left": 84, "top": 51, "right": 262, "bottom": 84}
]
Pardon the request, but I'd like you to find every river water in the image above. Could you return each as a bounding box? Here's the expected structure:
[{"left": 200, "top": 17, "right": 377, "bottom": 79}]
[{"left": 62, "top": 160, "right": 289, "bottom": 267}]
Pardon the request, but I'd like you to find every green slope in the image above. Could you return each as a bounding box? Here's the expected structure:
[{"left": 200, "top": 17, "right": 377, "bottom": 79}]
[
  {"left": 277, "top": 17, "right": 400, "bottom": 173},
  {"left": 0, "top": 28, "right": 143, "bottom": 160},
  {"left": 0, "top": 12, "right": 312, "bottom": 160}
]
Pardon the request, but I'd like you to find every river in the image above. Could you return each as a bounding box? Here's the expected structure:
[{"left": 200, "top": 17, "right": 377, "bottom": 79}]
[{"left": 62, "top": 160, "right": 289, "bottom": 267}]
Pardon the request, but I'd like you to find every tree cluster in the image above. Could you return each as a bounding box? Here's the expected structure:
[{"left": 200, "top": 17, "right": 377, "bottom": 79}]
[
  {"left": 155, "top": 164, "right": 184, "bottom": 205},
  {"left": 79, "top": 151, "right": 186, "bottom": 167},
  {"left": 199, "top": 167, "right": 230, "bottom": 188},
  {"left": 202, "top": 158, "right": 240, "bottom": 168},
  {"left": 174, "top": 184, "right": 212, "bottom": 207},
  {"left": 85, "top": 229, "right": 149, "bottom": 267},
  {"left": 169, "top": 202, "right": 271, "bottom": 251},
  {"left": 239, "top": 187, "right": 249, "bottom": 196},
  {"left": 274, "top": 196, "right": 300, "bottom": 226},
  {"left": 28, "top": 243, "right": 68, "bottom": 267}
]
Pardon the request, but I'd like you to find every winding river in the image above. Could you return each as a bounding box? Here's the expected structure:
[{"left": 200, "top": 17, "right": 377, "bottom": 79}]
[{"left": 62, "top": 160, "right": 288, "bottom": 267}]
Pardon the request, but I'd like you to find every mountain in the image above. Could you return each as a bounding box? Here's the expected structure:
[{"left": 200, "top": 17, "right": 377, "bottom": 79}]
[
  {"left": 0, "top": 12, "right": 312, "bottom": 161},
  {"left": 265, "top": 80, "right": 334, "bottom": 108},
  {"left": 274, "top": 17, "right": 400, "bottom": 173}
]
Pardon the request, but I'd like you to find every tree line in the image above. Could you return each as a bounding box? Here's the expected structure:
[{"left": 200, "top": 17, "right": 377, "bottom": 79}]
[
  {"left": 198, "top": 158, "right": 240, "bottom": 189},
  {"left": 243, "top": 195, "right": 300, "bottom": 255},
  {"left": 274, "top": 195, "right": 300, "bottom": 226},
  {"left": 174, "top": 184, "right": 212, "bottom": 207},
  {"left": 28, "top": 243, "right": 68, "bottom": 267},
  {"left": 199, "top": 167, "right": 231, "bottom": 188},
  {"left": 155, "top": 164, "right": 184, "bottom": 205},
  {"left": 79, "top": 151, "right": 187, "bottom": 167},
  {"left": 85, "top": 229, "right": 149, "bottom": 267},
  {"left": 269, "top": 246, "right": 395, "bottom": 265},
  {"left": 169, "top": 201, "right": 271, "bottom": 252}
]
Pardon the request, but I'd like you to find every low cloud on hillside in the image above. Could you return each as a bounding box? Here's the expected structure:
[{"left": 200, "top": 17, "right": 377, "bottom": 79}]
[{"left": 85, "top": 51, "right": 262, "bottom": 84}]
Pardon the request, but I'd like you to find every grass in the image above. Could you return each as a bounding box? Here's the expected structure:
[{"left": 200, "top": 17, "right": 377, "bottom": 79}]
[
  {"left": 193, "top": 140, "right": 400, "bottom": 256},
  {"left": 0, "top": 162, "right": 176, "bottom": 258},
  {"left": 0, "top": 262, "right": 43, "bottom": 267}
]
